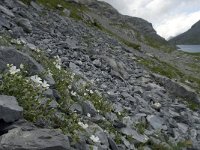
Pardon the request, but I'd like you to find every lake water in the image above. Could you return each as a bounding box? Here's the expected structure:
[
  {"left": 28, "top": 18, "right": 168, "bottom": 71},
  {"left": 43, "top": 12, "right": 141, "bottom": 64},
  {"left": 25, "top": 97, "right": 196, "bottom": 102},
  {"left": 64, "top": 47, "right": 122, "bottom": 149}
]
[{"left": 177, "top": 45, "right": 200, "bottom": 53}]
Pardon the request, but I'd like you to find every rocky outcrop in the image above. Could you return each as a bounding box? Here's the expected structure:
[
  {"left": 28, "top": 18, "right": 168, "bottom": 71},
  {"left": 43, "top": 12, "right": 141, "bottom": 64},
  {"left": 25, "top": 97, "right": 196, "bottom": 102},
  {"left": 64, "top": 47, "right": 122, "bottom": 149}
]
[{"left": 169, "top": 20, "right": 200, "bottom": 44}]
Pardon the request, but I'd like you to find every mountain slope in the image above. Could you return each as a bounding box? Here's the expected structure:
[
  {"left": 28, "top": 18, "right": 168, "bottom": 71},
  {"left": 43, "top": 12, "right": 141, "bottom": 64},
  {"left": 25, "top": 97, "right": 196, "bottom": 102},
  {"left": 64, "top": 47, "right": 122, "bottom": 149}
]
[
  {"left": 169, "top": 20, "right": 200, "bottom": 44},
  {"left": 0, "top": 0, "right": 200, "bottom": 150}
]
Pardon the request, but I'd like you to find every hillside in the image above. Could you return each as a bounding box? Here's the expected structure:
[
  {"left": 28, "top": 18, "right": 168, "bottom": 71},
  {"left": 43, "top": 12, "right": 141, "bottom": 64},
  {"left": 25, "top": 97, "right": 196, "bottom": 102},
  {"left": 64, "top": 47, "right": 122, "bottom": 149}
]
[
  {"left": 0, "top": 0, "right": 200, "bottom": 150},
  {"left": 169, "top": 20, "right": 200, "bottom": 44}
]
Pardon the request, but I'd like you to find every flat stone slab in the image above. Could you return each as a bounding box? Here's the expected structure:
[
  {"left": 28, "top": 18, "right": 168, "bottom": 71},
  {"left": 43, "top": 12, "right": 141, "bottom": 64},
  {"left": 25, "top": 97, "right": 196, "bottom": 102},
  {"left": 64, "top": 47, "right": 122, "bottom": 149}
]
[
  {"left": 147, "top": 115, "right": 164, "bottom": 130},
  {"left": 121, "top": 127, "right": 149, "bottom": 143}
]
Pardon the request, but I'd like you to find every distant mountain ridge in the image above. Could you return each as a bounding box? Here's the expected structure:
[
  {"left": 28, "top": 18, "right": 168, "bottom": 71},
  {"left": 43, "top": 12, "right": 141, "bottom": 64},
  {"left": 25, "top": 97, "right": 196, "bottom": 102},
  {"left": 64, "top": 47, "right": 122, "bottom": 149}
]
[
  {"left": 77, "top": 0, "right": 173, "bottom": 50},
  {"left": 169, "top": 20, "right": 200, "bottom": 44}
]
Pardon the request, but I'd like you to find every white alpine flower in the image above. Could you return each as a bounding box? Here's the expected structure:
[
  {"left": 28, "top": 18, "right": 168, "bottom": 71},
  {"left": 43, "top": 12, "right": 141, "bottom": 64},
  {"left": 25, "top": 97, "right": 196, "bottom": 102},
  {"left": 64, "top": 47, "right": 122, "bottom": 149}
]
[
  {"left": 90, "top": 135, "right": 101, "bottom": 143},
  {"left": 41, "top": 80, "right": 50, "bottom": 89},
  {"left": 89, "top": 90, "right": 94, "bottom": 94},
  {"left": 20, "top": 64, "right": 24, "bottom": 69},
  {"left": 55, "top": 64, "right": 61, "bottom": 70},
  {"left": 54, "top": 55, "right": 62, "bottom": 70},
  {"left": 20, "top": 38, "right": 26, "bottom": 44},
  {"left": 9, "top": 65, "right": 20, "bottom": 75},
  {"left": 48, "top": 70, "right": 53, "bottom": 76},
  {"left": 78, "top": 121, "right": 88, "bottom": 129},
  {"left": 30, "top": 75, "right": 43, "bottom": 84},
  {"left": 71, "top": 91, "right": 76, "bottom": 96},
  {"left": 87, "top": 113, "right": 91, "bottom": 117},
  {"left": 68, "top": 85, "right": 72, "bottom": 89},
  {"left": 35, "top": 48, "right": 41, "bottom": 53}
]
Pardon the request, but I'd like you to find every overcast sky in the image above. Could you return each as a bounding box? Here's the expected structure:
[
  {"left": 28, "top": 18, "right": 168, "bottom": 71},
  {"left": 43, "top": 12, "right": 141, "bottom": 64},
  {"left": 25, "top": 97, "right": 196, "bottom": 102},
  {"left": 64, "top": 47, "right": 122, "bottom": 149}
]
[{"left": 100, "top": 0, "right": 200, "bottom": 39}]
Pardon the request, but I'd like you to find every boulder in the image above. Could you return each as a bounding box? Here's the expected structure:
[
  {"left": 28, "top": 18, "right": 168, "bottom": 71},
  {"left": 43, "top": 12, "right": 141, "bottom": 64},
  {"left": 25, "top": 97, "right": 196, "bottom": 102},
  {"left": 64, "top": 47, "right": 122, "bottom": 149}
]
[
  {"left": 82, "top": 100, "right": 97, "bottom": 117},
  {"left": 0, "top": 95, "right": 23, "bottom": 123},
  {"left": 0, "top": 47, "right": 43, "bottom": 75},
  {"left": 0, "top": 128, "right": 71, "bottom": 150},
  {"left": 16, "top": 18, "right": 32, "bottom": 33}
]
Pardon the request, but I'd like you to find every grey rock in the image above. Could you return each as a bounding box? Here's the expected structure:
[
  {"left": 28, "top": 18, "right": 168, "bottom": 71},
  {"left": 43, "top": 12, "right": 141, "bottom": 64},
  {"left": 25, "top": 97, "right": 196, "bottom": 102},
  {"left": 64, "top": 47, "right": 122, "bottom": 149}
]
[
  {"left": 113, "top": 120, "right": 126, "bottom": 129},
  {"left": 147, "top": 115, "right": 164, "bottom": 130},
  {"left": 93, "top": 59, "right": 101, "bottom": 67},
  {"left": 121, "top": 127, "right": 149, "bottom": 143},
  {"left": 0, "top": 47, "right": 44, "bottom": 75},
  {"left": 38, "top": 98, "right": 58, "bottom": 109},
  {"left": 43, "top": 89, "right": 54, "bottom": 99},
  {"left": 0, "top": 16, "right": 10, "bottom": 29},
  {"left": 112, "top": 102, "right": 124, "bottom": 113},
  {"left": 121, "top": 136, "right": 136, "bottom": 149},
  {"left": 16, "top": 18, "right": 32, "bottom": 33},
  {"left": 69, "top": 103, "right": 83, "bottom": 114},
  {"left": 0, "top": 5, "right": 14, "bottom": 17},
  {"left": 0, "top": 127, "right": 71, "bottom": 150},
  {"left": 152, "top": 74, "right": 200, "bottom": 104},
  {"left": 69, "top": 62, "right": 80, "bottom": 74},
  {"left": 105, "top": 112, "right": 118, "bottom": 122},
  {"left": 44, "top": 74, "right": 56, "bottom": 86},
  {"left": 177, "top": 123, "right": 188, "bottom": 133},
  {"left": 96, "top": 131, "right": 109, "bottom": 146},
  {"left": 108, "top": 137, "right": 119, "bottom": 150},
  {"left": 52, "top": 89, "right": 61, "bottom": 101},
  {"left": 11, "top": 26, "right": 24, "bottom": 38},
  {"left": 82, "top": 100, "right": 97, "bottom": 117},
  {"left": 30, "top": 1, "right": 43, "bottom": 11},
  {"left": 0, "top": 95, "right": 23, "bottom": 123},
  {"left": 4, "top": 0, "right": 15, "bottom": 9}
]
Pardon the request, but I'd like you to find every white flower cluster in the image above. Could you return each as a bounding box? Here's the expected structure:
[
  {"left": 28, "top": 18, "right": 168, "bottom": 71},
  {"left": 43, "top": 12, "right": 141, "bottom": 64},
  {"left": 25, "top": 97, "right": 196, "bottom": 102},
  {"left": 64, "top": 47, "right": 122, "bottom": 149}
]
[
  {"left": 7, "top": 64, "right": 20, "bottom": 75},
  {"left": 7, "top": 64, "right": 49, "bottom": 89},
  {"left": 86, "top": 89, "right": 94, "bottom": 94},
  {"left": 11, "top": 39, "right": 21, "bottom": 45},
  {"left": 53, "top": 55, "right": 62, "bottom": 70},
  {"left": 30, "top": 75, "right": 50, "bottom": 89},
  {"left": 90, "top": 135, "right": 101, "bottom": 143},
  {"left": 71, "top": 91, "right": 77, "bottom": 96},
  {"left": 27, "top": 43, "right": 40, "bottom": 53},
  {"left": 87, "top": 113, "right": 91, "bottom": 117},
  {"left": 78, "top": 121, "right": 88, "bottom": 129},
  {"left": 71, "top": 73, "right": 75, "bottom": 80}
]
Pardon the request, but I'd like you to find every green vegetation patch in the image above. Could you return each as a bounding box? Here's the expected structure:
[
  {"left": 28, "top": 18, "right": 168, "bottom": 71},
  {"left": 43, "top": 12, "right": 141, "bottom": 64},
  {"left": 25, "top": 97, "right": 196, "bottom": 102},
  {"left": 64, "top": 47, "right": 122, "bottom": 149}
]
[
  {"left": 20, "top": 0, "right": 87, "bottom": 20},
  {"left": 144, "top": 35, "right": 175, "bottom": 52},
  {"left": 135, "top": 122, "right": 148, "bottom": 134},
  {"left": 138, "top": 57, "right": 184, "bottom": 79}
]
